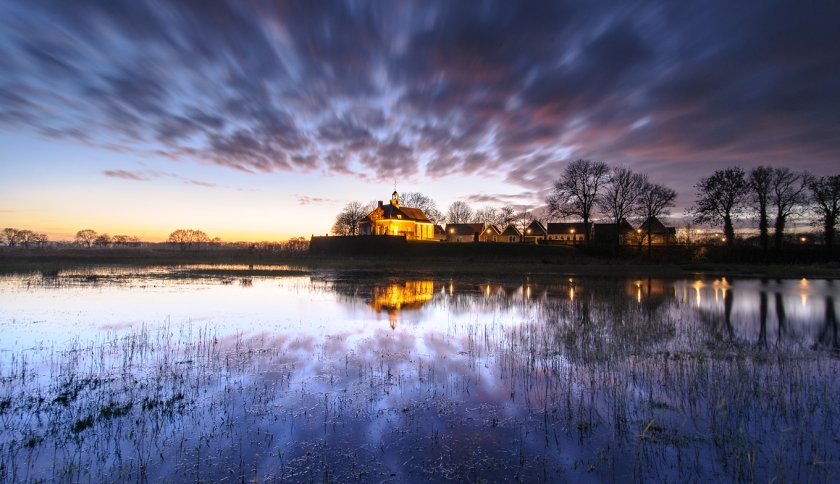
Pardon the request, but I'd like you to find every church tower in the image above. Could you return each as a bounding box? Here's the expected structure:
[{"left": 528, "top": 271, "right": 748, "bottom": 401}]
[{"left": 390, "top": 190, "right": 399, "bottom": 207}]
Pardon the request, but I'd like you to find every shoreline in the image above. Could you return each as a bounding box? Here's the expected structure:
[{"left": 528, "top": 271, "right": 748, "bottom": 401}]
[{"left": 1, "top": 247, "right": 838, "bottom": 279}]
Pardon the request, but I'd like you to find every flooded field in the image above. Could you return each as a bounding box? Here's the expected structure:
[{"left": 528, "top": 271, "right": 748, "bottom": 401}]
[{"left": 1, "top": 265, "right": 838, "bottom": 482}]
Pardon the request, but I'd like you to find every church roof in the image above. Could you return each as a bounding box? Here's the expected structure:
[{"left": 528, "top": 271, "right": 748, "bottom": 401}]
[
  {"left": 639, "top": 216, "right": 675, "bottom": 234},
  {"left": 364, "top": 203, "right": 432, "bottom": 223}
]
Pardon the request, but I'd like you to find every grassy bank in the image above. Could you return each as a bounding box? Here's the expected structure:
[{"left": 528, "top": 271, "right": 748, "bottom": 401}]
[{"left": 1, "top": 245, "right": 838, "bottom": 279}]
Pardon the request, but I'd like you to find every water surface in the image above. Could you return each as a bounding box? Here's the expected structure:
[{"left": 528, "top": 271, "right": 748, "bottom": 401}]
[{"left": 1, "top": 266, "right": 838, "bottom": 482}]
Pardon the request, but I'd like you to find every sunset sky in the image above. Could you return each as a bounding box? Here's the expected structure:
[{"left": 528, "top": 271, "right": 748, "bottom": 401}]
[{"left": 1, "top": 1, "right": 839, "bottom": 241}]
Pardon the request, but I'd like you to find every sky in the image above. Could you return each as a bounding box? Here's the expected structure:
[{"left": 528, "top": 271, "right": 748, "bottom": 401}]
[{"left": 1, "top": 1, "right": 839, "bottom": 241}]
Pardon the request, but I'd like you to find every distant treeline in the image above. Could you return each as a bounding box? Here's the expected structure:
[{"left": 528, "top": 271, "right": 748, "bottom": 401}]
[{"left": 0, "top": 227, "right": 308, "bottom": 253}]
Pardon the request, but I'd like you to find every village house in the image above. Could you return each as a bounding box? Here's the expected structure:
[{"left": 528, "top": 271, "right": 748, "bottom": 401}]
[
  {"left": 592, "top": 220, "right": 636, "bottom": 245},
  {"left": 639, "top": 217, "right": 677, "bottom": 244},
  {"left": 522, "top": 220, "right": 547, "bottom": 244},
  {"left": 445, "top": 223, "right": 485, "bottom": 242},
  {"left": 500, "top": 224, "right": 522, "bottom": 243},
  {"left": 546, "top": 222, "right": 588, "bottom": 244},
  {"left": 358, "top": 191, "right": 435, "bottom": 240},
  {"left": 479, "top": 224, "right": 502, "bottom": 242}
]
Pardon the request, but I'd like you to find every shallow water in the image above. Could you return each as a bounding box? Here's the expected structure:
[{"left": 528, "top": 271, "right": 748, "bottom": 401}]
[{"left": 0, "top": 267, "right": 838, "bottom": 482}]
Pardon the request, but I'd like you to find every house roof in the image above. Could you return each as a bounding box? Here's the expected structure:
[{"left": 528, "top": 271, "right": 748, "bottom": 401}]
[
  {"left": 524, "top": 220, "right": 547, "bottom": 236},
  {"left": 546, "top": 222, "right": 589, "bottom": 235},
  {"left": 364, "top": 203, "right": 432, "bottom": 223},
  {"left": 445, "top": 223, "right": 485, "bottom": 236},
  {"left": 501, "top": 225, "right": 522, "bottom": 237},
  {"left": 481, "top": 224, "right": 501, "bottom": 235},
  {"left": 640, "top": 217, "right": 675, "bottom": 234},
  {"left": 434, "top": 224, "right": 445, "bottom": 234}
]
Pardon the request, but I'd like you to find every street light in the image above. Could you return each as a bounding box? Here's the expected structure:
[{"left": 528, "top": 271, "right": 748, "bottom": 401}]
[{"left": 570, "top": 228, "right": 576, "bottom": 252}]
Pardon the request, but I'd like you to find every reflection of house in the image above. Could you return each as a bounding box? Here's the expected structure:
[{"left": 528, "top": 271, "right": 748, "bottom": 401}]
[
  {"left": 546, "top": 223, "right": 587, "bottom": 244},
  {"left": 445, "top": 223, "right": 485, "bottom": 242},
  {"left": 479, "top": 224, "right": 502, "bottom": 242},
  {"left": 369, "top": 280, "right": 435, "bottom": 329},
  {"left": 500, "top": 224, "right": 522, "bottom": 243},
  {"left": 639, "top": 217, "right": 677, "bottom": 244},
  {"left": 523, "top": 220, "right": 547, "bottom": 244},
  {"left": 593, "top": 220, "right": 636, "bottom": 245},
  {"left": 359, "top": 191, "right": 435, "bottom": 240}
]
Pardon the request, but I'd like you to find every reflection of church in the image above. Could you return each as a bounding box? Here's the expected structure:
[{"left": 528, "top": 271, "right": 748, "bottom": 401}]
[{"left": 369, "top": 280, "right": 435, "bottom": 329}]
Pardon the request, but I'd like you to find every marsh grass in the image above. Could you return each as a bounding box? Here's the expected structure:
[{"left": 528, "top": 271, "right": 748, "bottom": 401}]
[{"left": 0, "top": 270, "right": 838, "bottom": 481}]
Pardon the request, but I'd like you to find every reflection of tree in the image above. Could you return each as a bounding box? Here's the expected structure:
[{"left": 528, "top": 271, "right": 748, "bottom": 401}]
[
  {"left": 758, "top": 290, "right": 768, "bottom": 348},
  {"left": 775, "top": 291, "right": 787, "bottom": 344},
  {"left": 815, "top": 296, "right": 838, "bottom": 350}
]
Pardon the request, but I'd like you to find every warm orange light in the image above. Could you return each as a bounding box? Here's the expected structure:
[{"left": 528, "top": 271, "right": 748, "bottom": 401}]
[
  {"left": 800, "top": 236, "right": 806, "bottom": 243},
  {"left": 450, "top": 228, "right": 455, "bottom": 233},
  {"left": 570, "top": 228, "right": 575, "bottom": 234},
  {"left": 526, "top": 229, "right": 531, "bottom": 234}
]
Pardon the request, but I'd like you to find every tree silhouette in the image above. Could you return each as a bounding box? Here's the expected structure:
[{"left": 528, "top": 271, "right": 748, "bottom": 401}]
[
  {"left": 400, "top": 192, "right": 443, "bottom": 224},
  {"left": 639, "top": 182, "right": 677, "bottom": 256},
  {"left": 770, "top": 167, "right": 808, "bottom": 251},
  {"left": 2, "top": 228, "right": 20, "bottom": 247},
  {"left": 599, "top": 166, "right": 646, "bottom": 252},
  {"left": 473, "top": 207, "right": 498, "bottom": 226},
  {"left": 94, "top": 233, "right": 112, "bottom": 247},
  {"left": 331, "top": 201, "right": 369, "bottom": 235},
  {"left": 514, "top": 210, "right": 533, "bottom": 240},
  {"left": 497, "top": 206, "right": 516, "bottom": 227},
  {"left": 691, "top": 167, "right": 748, "bottom": 247},
  {"left": 808, "top": 174, "right": 840, "bottom": 248},
  {"left": 546, "top": 159, "right": 609, "bottom": 243},
  {"left": 168, "top": 229, "right": 210, "bottom": 251},
  {"left": 75, "top": 229, "right": 98, "bottom": 248},
  {"left": 748, "top": 166, "right": 773, "bottom": 252},
  {"left": 446, "top": 201, "right": 473, "bottom": 224}
]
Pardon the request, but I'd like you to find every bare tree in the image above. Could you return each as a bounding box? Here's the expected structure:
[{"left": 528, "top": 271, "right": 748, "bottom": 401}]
[
  {"left": 75, "top": 229, "right": 98, "bottom": 248},
  {"left": 331, "top": 201, "right": 369, "bottom": 236},
  {"left": 94, "top": 233, "right": 112, "bottom": 247},
  {"left": 401, "top": 192, "right": 443, "bottom": 224},
  {"left": 807, "top": 174, "right": 840, "bottom": 248},
  {"left": 639, "top": 182, "right": 677, "bottom": 256},
  {"left": 168, "top": 229, "right": 191, "bottom": 250},
  {"left": 691, "top": 167, "right": 748, "bottom": 247},
  {"left": 32, "top": 232, "right": 48, "bottom": 247},
  {"left": 16, "top": 230, "right": 35, "bottom": 248},
  {"left": 446, "top": 201, "right": 473, "bottom": 224},
  {"left": 598, "top": 166, "right": 646, "bottom": 252},
  {"left": 2, "top": 228, "right": 20, "bottom": 247},
  {"left": 514, "top": 210, "right": 533, "bottom": 240},
  {"left": 497, "top": 206, "right": 516, "bottom": 227},
  {"left": 770, "top": 167, "right": 808, "bottom": 251},
  {"left": 546, "top": 159, "right": 609, "bottom": 243},
  {"left": 748, "top": 166, "right": 773, "bottom": 252},
  {"left": 473, "top": 207, "right": 498, "bottom": 226}
]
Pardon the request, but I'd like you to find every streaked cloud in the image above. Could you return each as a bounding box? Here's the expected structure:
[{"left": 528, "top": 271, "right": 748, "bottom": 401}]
[{"left": 2, "top": 0, "right": 839, "bottom": 198}]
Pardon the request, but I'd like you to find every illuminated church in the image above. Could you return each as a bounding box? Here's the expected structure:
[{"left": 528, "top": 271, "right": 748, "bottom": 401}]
[{"left": 359, "top": 191, "right": 435, "bottom": 240}]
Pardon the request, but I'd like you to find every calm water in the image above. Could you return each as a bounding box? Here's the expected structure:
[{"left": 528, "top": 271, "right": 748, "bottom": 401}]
[{"left": 0, "top": 266, "right": 838, "bottom": 482}]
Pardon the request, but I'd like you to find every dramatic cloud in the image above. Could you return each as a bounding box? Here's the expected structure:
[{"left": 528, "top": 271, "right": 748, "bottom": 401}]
[
  {"left": 102, "top": 169, "right": 217, "bottom": 188},
  {"left": 3, "top": 0, "right": 840, "bottom": 199}
]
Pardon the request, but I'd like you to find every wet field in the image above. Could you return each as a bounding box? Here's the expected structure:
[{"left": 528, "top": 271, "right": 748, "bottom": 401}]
[{"left": 1, "top": 266, "right": 838, "bottom": 482}]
